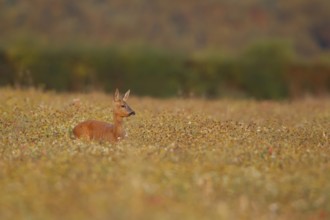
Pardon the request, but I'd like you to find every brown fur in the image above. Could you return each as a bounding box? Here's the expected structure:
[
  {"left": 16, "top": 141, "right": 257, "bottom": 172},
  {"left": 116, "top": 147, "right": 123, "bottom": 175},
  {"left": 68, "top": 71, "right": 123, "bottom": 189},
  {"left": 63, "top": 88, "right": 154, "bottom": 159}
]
[{"left": 72, "top": 89, "right": 135, "bottom": 142}]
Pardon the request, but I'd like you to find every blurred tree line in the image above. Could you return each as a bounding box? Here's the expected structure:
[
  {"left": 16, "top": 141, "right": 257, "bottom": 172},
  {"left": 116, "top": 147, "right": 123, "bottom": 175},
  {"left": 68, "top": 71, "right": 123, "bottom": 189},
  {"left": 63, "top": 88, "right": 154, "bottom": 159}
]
[
  {"left": 0, "top": 0, "right": 329, "bottom": 55},
  {"left": 0, "top": 0, "right": 329, "bottom": 99},
  {"left": 1, "top": 40, "right": 329, "bottom": 99}
]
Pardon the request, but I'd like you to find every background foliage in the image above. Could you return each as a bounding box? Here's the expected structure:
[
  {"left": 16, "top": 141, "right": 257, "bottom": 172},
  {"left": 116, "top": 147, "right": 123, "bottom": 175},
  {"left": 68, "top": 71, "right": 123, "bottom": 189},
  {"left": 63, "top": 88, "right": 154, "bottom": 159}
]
[
  {"left": 1, "top": 41, "right": 329, "bottom": 99},
  {"left": 0, "top": 0, "right": 330, "bottom": 99},
  {"left": 1, "top": 0, "right": 329, "bottom": 54}
]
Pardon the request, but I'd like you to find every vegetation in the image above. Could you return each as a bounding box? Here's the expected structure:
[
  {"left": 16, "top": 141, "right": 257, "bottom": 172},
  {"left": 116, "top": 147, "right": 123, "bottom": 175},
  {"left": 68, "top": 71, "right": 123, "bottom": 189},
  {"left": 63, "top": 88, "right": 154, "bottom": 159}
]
[
  {"left": 1, "top": 88, "right": 329, "bottom": 219},
  {"left": 1, "top": 0, "right": 329, "bottom": 54},
  {"left": 1, "top": 0, "right": 330, "bottom": 99},
  {"left": 1, "top": 41, "right": 330, "bottom": 99}
]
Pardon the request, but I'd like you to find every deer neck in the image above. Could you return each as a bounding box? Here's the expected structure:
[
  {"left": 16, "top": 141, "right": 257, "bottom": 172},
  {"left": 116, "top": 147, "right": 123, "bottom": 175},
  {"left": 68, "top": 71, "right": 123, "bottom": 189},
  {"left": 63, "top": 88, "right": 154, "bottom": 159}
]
[{"left": 113, "top": 114, "right": 124, "bottom": 139}]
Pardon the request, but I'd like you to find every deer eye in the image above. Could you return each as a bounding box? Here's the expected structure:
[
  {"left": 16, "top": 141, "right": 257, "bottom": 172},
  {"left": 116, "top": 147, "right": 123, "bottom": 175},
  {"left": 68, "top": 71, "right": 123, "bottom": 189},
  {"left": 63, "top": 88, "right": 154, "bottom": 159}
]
[{"left": 121, "top": 104, "right": 125, "bottom": 108}]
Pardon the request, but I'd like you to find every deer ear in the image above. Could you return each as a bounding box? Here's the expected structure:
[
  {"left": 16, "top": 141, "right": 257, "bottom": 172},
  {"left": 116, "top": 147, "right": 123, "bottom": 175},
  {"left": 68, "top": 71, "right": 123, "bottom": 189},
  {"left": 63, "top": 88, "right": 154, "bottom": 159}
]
[
  {"left": 123, "top": 90, "right": 130, "bottom": 101},
  {"left": 114, "top": 88, "right": 120, "bottom": 102}
]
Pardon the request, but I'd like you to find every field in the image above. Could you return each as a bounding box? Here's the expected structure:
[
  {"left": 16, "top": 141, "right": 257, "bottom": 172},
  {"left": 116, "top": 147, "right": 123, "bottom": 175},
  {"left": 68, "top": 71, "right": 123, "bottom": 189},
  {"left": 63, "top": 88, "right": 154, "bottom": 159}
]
[{"left": 0, "top": 88, "right": 329, "bottom": 220}]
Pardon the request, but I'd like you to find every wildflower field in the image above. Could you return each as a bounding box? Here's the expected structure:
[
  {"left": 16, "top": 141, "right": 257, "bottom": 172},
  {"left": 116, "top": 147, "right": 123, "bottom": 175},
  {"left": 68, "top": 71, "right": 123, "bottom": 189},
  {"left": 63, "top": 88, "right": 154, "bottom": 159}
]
[{"left": 0, "top": 88, "right": 329, "bottom": 220}]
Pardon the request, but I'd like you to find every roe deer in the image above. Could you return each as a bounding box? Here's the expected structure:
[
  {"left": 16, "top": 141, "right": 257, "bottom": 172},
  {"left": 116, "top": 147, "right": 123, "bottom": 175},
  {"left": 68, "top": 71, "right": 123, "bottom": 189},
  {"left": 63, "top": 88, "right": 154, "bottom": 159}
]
[{"left": 73, "top": 89, "right": 135, "bottom": 142}]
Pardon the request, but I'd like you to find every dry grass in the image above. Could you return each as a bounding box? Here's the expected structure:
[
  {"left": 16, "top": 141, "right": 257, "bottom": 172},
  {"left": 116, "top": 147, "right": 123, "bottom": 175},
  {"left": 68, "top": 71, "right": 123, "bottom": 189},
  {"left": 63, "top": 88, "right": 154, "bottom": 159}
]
[{"left": 0, "top": 88, "right": 329, "bottom": 220}]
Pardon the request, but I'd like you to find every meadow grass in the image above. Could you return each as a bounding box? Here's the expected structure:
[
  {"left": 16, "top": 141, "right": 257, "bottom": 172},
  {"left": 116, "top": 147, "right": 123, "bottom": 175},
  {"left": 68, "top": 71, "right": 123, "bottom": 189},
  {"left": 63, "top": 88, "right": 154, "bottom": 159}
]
[{"left": 0, "top": 88, "right": 329, "bottom": 220}]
